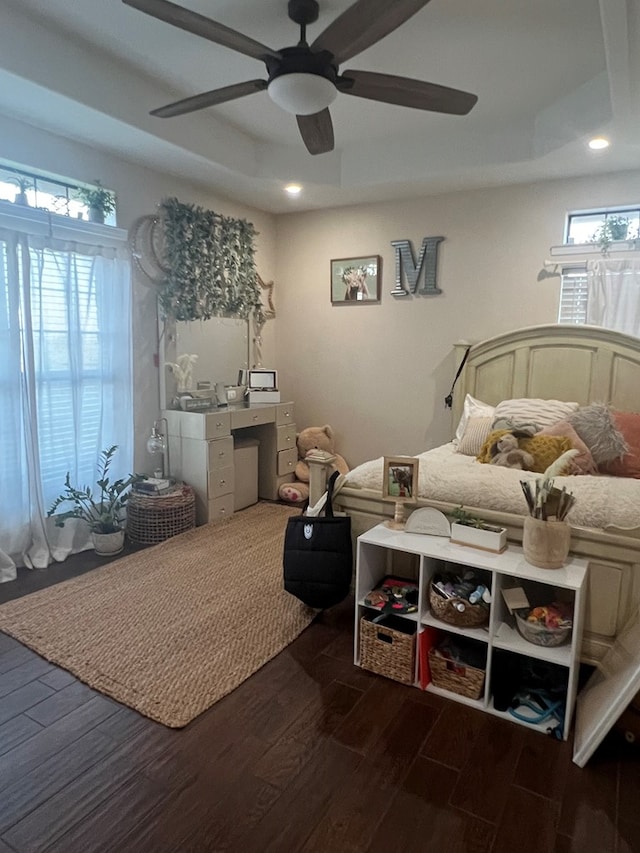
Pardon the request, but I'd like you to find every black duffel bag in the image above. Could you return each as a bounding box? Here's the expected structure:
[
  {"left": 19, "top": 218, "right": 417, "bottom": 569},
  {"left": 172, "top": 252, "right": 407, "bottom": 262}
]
[{"left": 283, "top": 471, "right": 352, "bottom": 609}]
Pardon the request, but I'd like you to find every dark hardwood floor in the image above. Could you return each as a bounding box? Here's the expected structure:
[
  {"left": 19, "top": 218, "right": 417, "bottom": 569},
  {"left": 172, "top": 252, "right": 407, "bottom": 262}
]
[{"left": 0, "top": 547, "right": 638, "bottom": 852}]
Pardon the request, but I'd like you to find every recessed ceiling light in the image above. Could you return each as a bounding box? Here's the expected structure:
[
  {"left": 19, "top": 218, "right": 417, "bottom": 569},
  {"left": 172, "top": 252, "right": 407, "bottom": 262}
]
[
  {"left": 588, "top": 137, "right": 610, "bottom": 150},
  {"left": 284, "top": 183, "right": 302, "bottom": 196}
]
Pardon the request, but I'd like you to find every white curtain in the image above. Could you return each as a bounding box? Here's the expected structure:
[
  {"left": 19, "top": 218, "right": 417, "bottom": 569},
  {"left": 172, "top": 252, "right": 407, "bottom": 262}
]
[
  {"left": 586, "top": 259, "right": 640, "bottom": 336},
  {"left": 0, "top": 217, "right": 133, "bottom": 581}
]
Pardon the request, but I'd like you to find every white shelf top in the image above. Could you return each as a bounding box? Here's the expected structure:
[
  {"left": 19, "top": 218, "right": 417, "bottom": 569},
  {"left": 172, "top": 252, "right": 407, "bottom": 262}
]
[{"left": 358, "top": 524, "right": 588, "bottom": 590}]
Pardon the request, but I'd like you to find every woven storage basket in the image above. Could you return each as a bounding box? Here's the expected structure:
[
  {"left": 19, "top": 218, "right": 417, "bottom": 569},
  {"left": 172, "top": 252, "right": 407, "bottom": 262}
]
[
  {"left": 514, "top": 610, "right": 571, "bottom": 647},
  {"left": 127, "top": 485, "right": 196, "bottom": 545},
  {"left": 428, "top": 647, "right": 485, "bottom": 700},
  {"left": 360, "top": 614, "right": 416, "bottom": 685},
  {"left": 429, "top": 581, "right": 489, "bottom": 628}
]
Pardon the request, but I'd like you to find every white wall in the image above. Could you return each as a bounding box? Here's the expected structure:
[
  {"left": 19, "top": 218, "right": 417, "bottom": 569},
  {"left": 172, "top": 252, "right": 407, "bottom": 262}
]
[
  {"left": 0, "top": 115, "right": 277, "bottom": 472},
  {"left": 276, "top": 170, "right": 640, "bottom": 468}
]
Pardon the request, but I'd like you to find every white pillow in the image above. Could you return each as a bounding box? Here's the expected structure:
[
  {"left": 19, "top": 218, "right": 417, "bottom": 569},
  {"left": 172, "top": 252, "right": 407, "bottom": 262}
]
[
  {"left": 492, "top": 398, "right": 579, "bottom": 430},
  {"left": 455, "top": 394, "right": 496, "bottom": 443}
]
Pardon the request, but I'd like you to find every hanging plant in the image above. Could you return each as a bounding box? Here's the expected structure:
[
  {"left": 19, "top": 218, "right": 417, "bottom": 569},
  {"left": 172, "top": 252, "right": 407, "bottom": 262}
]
[{"left": 158, "top": 197, "right": 264, "bottom": 325}]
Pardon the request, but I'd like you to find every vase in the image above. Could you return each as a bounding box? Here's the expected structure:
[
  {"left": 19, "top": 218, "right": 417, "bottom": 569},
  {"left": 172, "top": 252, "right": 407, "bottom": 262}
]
[
  {"left": 92, "top": 529, "right": 125, "bottom": 556},
  {"left": 88, "top": 206, "right": 105, "bottom": 224},
  {"left": 522, "top": 516, "right": 570, "bottom": 569}
]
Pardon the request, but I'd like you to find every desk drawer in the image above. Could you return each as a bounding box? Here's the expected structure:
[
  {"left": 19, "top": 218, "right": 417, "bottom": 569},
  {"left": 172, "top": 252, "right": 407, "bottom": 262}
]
[
  {"left": 277, "top": 423, "right": 297, "bottom": 452},
  {"left": 204, "top": 412, "right": 231, "bottom": 440},
  {"left": 207, "top": 436, "right": 234, "bottom": 471},
  {"left": 276, "top": 403, "right": 295, "bottom": 425},
  {"left": 278, "top": 447, "right": 298, "bottom": 476},
  {"left": 208, "top": 464, "right": 234, "bottom": 499},
  {"left": 231, "top": 407, "right": 275, "bottom": 429},
  {"left": 207, "top": 494, "right": 234, "bottom": 523}
]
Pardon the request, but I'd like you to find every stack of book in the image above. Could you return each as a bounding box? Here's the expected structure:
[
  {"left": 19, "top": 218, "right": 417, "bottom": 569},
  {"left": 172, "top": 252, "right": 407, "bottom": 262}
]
[{"left": 133, "top": 477, "right": 174, "bottom": 496}]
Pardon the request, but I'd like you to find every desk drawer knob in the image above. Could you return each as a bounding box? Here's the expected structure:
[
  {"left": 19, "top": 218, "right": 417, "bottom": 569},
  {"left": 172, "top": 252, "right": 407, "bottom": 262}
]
[
  {"left": 252, "top": 414, "right": 258, "bottom": 421},
  {"left": 219, "top": 479, "right": 226, "bottom": 486},
  {"left": 287, "top": 460, "right": 293, "bottom": 468}
]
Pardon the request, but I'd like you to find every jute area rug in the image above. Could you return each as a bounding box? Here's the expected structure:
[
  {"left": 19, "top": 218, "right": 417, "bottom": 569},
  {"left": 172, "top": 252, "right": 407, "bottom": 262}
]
[{"left": 0, "top": 502, "right": 314, "bottom": 728}]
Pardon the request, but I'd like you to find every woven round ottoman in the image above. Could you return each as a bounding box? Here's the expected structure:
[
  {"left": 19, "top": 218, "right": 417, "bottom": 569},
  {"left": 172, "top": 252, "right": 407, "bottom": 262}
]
[{"left": 126, "top": 484, "right": 196, "bottom": 545}]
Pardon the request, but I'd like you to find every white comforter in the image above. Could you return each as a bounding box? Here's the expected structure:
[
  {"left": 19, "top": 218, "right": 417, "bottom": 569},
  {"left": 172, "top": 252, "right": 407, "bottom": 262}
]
[{"left": 345, "top": 443, "right": 640, "bottom": 530}]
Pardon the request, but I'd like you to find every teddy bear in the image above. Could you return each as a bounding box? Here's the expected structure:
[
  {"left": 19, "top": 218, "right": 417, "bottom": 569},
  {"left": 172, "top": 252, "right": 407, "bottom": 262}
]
[
  {"left": 278, "top": 424, "right": 349, "bottom": 504},
  {"left": 489, "top": 432, "right": 535, "bottom": 470}
]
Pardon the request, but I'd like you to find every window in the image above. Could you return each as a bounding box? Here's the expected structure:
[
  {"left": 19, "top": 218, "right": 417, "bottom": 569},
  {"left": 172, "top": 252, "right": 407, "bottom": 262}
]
[
  {"left": 0, "top": 163, "right": 116, "bottom": 225},
  {"left": 0, "top": 199, "right": 132, "bottom": 568},
  {"left": 558, "top": 205, "right": 640, "bottom": 324},
  {"left": 566, "top": 206, "right": 640, "bottom": 245}
]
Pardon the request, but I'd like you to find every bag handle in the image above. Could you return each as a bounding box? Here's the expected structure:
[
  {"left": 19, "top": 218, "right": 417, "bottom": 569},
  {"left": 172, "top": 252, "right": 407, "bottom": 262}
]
[
  {"left": 304, "top": 470, "right": 343, "bottom": 518},
  {"left": 325, "top": 470, "right": 340, "bottom": 517}
]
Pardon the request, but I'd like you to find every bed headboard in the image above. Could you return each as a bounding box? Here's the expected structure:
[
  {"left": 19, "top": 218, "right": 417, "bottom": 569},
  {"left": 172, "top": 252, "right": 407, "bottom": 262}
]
[{"left": 452, "top": 324, "right": 640, "bottom": 430}]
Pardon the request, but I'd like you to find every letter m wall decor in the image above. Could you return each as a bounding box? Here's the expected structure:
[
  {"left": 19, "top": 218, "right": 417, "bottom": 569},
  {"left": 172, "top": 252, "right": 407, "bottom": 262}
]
[{"left": 390, "top": 237, "right": 444, "bottom": 297}]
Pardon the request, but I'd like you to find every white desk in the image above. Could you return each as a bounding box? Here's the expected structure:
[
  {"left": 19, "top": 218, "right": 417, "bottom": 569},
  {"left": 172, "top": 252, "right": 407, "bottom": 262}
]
[{"left": 164, "top": 401, "right": 296, "bottom": 523}]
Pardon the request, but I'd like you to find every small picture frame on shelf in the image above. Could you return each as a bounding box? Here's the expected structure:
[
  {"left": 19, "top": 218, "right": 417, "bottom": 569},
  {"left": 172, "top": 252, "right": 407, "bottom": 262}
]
[
  {"left": 382, "top": 455, "right": 419, "bottom": 529},
  {"left": 331, "top": 255, "right": 381, "bottom": 304}
]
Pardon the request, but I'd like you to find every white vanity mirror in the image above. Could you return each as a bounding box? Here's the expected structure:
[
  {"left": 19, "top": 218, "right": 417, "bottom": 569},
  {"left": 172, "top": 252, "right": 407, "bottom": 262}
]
[
  {"left": 158, "top": 276, "right": 275, "bottom": 410},
  {"left": 175, "top": 316, "right": 249, "bottom": 388}
]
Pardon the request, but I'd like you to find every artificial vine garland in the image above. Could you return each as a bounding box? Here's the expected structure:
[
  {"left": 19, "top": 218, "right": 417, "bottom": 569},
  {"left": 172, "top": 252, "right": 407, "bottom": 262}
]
[{"left": 158, "top": 197, "right": 265, "bottom": 325}]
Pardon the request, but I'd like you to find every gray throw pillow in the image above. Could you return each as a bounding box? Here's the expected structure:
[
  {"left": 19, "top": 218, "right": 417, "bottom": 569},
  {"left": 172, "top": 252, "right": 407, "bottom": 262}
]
[{"left": 568, "top": 402, "right": 628, "bottom": 465}]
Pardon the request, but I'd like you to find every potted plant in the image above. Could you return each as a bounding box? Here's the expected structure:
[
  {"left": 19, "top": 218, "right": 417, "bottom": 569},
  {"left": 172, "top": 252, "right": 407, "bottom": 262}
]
[
  {"left": 449, "top": 506, "right": 508, "bottom": 553},
  {"left": 590, "top": 215, "right": 630, "bottom": 251},
  {"left": 8, "top": 176, "right": 33, "bottom": 206},
  {"left": 74, "top": 180, "right": 116, "bottom": 224},
  {"left": 47, "top": 445, "right": 143, "bottom": 555}
]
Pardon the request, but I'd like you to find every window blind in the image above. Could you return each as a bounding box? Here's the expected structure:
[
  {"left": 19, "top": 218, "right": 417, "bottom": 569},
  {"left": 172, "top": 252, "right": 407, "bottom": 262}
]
[{"left": 559, "top": 269, "right": 588, "bottom": 324}]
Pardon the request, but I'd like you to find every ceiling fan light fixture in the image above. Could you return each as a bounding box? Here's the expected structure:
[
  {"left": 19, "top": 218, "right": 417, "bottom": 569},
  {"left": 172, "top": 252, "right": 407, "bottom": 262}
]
[{"left": 268, "top": 72, "right": 337, "bottom": 115}]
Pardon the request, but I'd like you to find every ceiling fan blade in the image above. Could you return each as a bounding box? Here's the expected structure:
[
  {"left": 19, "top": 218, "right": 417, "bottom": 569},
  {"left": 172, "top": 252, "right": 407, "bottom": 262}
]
[
  {"left": 297, "top": 110, "right": 335, "bottom": 155},
  {"left": 122, "top": 0, "right": 280, "bottom": 62},
  {"left": 338, "top": 70, "right": 478, "bottom": 115},
  {"left": 151, "top": 80, "right": 268, "bottom": 118},
  {"left": 311, "top": 0, "right": 431, "bottom": 64}
]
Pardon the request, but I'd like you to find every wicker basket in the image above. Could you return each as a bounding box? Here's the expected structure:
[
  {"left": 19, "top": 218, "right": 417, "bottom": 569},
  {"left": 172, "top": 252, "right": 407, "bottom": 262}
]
[
  {"left": 429, "top": 581, "right": 489, "bottom": 628},
  {"left": 514, "top": 610, "right": 572, "bottom": 647},
  {"left": 360, "top": 614, "right": 416, "bottom": 685},
  {"left": 127, "top": 485, "right": 196, "bottom": 545},
  {"left": 428, "top": 646, "right": 485, "bottom": 699}
]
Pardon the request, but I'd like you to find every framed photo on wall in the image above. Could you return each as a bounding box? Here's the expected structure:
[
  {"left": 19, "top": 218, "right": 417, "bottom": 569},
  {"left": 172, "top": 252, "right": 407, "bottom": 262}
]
[{"left": 331, "top": 255, "right": 381, "bottom": 304}]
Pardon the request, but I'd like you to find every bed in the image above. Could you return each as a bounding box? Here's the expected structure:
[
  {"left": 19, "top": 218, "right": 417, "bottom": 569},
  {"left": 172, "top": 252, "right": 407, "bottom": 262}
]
[{"left": 309, "top": 324, "right": 640, "bottom": 665}]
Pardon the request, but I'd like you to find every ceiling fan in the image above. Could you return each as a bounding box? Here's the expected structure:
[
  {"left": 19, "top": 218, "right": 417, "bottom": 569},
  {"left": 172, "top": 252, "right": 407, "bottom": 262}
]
[{"left": 122, "top": 0, "right": 478, "bottom": 155}]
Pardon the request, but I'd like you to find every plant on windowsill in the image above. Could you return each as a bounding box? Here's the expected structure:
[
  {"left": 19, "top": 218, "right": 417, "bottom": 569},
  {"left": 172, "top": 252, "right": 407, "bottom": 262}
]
[
  {"left": 589, "top": 215, "right": 630, "bottom": 253},
  {"left": 8, "top": 176, "right": 33, "bottom": 206},
  {"left": 74, "top": 180, "right": 116, "bottom": 224},
  {"left": 449, "top": 506, "right": 508, "bottom": 553},
  {"left": 47, "top": 446, "right": 144, "bottom": 556}
]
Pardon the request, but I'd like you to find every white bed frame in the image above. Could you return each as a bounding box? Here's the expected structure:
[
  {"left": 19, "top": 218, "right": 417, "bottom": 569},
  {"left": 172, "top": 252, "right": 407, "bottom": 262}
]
[{"left": 311, "top": 324, "right": 640, "bottom": 665}]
